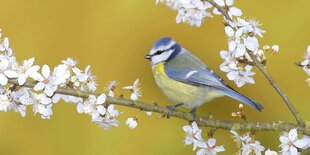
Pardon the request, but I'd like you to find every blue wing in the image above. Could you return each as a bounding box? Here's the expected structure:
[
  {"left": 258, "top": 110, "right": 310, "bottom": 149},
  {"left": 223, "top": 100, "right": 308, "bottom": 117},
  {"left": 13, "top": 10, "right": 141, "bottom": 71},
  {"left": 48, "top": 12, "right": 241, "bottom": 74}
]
[{"left": 164, "top": 50, "right": 263, "bottom": 111}]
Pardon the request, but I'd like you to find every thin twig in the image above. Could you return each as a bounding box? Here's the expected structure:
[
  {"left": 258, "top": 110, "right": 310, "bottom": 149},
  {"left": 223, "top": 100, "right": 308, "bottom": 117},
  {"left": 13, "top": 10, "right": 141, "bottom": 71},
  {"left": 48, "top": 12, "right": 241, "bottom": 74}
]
[
  {"left": 8, "top": 79, "right": 310, "bottom": 135},
  {"left": 205, "top": 0, "right": 305, "bottom": 126},
  {"left": 247, "top": 52, "right": 305, "bottom": 126}
]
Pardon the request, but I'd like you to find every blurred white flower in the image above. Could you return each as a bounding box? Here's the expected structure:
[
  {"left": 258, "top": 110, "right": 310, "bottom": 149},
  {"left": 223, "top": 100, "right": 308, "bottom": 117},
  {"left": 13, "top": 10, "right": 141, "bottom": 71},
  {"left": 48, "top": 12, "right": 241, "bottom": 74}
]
[
  {"left": 146, "top": 111, "right": 152, "bottom": 116},
  {"left": 237, "top": 18, "right": 265, "bottom": 38},
  {"left": 33, "top": 65, "right": 59, "bottom": 97},
  {"left": 78, "top": 65, "right": 97, "bottom": 92},
  {"left": 106, "top": 104, "right": 119, "bottom": 118},
  {"left": 176, "top": 0, "right": 212, "bottom": 27},
  {"left": 0, "top": 58, "right": 18, "bottom": 85},
  {"left": 300, "top": 46, "right": 310, "bottom": 76},
  {"left": 52, "top": 94, "right": 83, "bottom": 104},
  {"left": 105, "top": 80, "right": 118, "bottom": 97},
  {"left": 265, "top": 149, "right": 278, "bottom": 155},
  {"left": 213, "top": 0, "right": 242, "bottom": 18},
  {"left": 0, "top": 94, "right": 10, "bottom": 112},
  {"left": 227, "top": 65, "right": 255, "bottom": 87},
  {"left": 230, "top": 130, "right": 251, "bottom": 147},
  {"left": 183, "top": 122, "right": 205, "bottom": 150},
  {"left": 272, "top": 45, "right": 280, "bottom": 53},
  {"left": 125, "top": 117, "right": 138, "bottom": 129},
  {"left": 17, "top": 57, "right": 40, "bottom": 85},
  {"left": 196, "top": 138, "right": 225, "bottom": 155},
  {"left": 31, "top": 93, "right": 53, "bottom": 119},
  {"left": 92, "top": 116, "right": 119, "bottom": 131},
  {"left": 77, "top": 94, "right": 106, "bottom": 119},
  {"left": 0, "top": 37, "right": 13, "bottom": 56},
  {"left": 242, "top": 140, "right": 265, "bottom": 155},
  {"left": 279, "top": 128, "right": 310, "bottom": 154},
  {"left": 61, "top": 58, "right": 81, "bottom": 74},
  {"left": 123, "top": 79, "right": 142, "bottom": 101}
]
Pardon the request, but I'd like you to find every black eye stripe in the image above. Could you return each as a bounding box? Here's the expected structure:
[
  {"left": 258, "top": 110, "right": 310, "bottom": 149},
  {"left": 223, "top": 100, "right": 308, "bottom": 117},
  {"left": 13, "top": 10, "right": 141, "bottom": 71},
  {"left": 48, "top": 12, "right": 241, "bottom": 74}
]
[{"left": 154, "top": 50, "right": 165, "bottom": 56}]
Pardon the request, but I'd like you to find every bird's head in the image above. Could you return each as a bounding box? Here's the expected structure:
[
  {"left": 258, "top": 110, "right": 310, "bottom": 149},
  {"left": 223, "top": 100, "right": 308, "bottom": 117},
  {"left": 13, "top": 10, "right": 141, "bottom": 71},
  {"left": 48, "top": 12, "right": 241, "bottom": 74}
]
[{"left": 145, "top": 37, "right": 182, "bottom": 66}]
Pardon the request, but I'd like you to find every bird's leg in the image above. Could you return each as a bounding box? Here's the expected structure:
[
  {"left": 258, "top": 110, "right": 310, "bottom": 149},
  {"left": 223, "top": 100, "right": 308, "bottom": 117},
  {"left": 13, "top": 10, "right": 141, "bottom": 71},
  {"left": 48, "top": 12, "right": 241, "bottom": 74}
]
[
  {"left": 166, "top": 103, "right": 184, "bottom": 118},
  {"left": 190, "top": 107, "right": 198, "bottom": 122}
]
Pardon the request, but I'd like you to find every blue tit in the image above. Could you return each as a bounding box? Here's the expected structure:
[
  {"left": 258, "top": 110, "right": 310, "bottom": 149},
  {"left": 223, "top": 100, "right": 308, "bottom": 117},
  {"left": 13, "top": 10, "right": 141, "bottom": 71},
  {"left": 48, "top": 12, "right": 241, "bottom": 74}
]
[{"left": 145, "top": 37, "right": 263, "bottom": 120}]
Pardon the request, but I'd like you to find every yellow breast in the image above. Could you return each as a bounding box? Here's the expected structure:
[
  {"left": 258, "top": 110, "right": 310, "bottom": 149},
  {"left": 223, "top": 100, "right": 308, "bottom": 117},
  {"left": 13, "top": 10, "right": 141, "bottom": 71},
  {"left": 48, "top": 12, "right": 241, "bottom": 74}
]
[{"left": 151, "top": 62, "right": 223, "bottom": 109}]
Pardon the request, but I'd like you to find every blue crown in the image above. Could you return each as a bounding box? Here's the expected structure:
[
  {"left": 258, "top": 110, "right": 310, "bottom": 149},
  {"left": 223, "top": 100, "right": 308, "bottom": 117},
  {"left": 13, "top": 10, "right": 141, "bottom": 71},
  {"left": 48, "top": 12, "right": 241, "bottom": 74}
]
[{"left": 151, "top": 37, "right": 173, "bottom": 49}]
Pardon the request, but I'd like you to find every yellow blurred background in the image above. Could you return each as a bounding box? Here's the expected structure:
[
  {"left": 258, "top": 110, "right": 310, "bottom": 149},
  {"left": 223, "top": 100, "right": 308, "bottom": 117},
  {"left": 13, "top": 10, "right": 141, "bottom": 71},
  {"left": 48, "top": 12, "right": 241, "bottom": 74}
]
[{"left": 0, "top": 0, "right": 309, "bottom": 154}]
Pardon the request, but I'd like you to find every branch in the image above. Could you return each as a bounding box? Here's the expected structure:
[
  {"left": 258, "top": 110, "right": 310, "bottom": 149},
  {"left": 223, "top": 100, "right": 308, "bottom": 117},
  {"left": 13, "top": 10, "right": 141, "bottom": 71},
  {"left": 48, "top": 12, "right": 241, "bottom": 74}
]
[
  {"left": 247, "top": 52, "right": 305, "bottom": 126},
  {"left": 205, "top": 0, "right": 305, "bottom": 127},
  {"left": 8, "top": 79, "right": 310, "bottom": 135}
]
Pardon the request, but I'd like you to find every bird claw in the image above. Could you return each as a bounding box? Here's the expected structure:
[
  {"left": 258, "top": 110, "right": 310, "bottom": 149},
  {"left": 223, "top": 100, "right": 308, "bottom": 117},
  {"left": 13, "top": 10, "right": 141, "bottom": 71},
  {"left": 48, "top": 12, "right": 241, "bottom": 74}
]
[
  {"left": 166, "top": 103, "right": 184, "bottom": 119},
  {"left": 189, "top": 107, "right": 198, "bottom": 123},
  {"left": 166, "top": 106, "right": 175, "bottom": 119}
]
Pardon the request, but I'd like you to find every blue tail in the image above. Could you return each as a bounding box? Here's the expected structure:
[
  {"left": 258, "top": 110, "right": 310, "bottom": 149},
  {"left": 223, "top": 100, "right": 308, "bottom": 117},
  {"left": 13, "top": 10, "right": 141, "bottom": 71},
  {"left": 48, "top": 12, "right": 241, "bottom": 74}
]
[{"left": 217, "top": 87, "right": 263, "bottom": 111}]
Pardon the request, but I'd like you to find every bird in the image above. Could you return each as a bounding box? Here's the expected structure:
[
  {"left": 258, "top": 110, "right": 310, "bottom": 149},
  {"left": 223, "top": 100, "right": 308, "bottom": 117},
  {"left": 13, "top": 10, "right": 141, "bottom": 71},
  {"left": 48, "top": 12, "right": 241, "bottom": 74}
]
[{"left": 145, "top": 37, "right": 263, "bottom": 120}]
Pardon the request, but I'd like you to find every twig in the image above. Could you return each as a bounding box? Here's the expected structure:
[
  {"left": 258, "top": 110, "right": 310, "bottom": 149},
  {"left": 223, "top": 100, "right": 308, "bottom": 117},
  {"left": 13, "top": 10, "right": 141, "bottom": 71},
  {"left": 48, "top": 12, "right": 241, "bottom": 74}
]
[
  {"left": 205, "top": 0, "right": 305, "bottom": 127},
  {"left": 247, "top": 52, "right": 305, "bottom": 126},
  {"left": 8, "top": 79, "right": 310, "bottom": 135}
]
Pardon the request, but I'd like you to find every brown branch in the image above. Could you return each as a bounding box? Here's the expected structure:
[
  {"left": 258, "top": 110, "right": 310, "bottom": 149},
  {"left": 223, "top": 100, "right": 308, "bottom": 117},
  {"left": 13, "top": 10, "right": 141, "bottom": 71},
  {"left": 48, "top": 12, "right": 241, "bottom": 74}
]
[
  {"left": 205, "top": 0, "right": 305, "bottom": 127},
  {"left": 7, "top": 79, "right": 310, "bottom": 135}
]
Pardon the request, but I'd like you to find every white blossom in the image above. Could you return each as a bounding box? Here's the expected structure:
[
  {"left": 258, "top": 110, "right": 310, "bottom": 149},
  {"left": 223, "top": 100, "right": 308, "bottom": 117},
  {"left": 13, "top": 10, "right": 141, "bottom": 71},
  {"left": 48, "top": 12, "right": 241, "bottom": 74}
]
[
  {"left": 183, "top": 122, "right": 205, "bottom": 150},
  {"left": 17, "top": 58, "right": 40, "bottom": 85},
  {"left": 76, "top": 94, "right": 106, "bottom": 119},
  {"left": 242, "top": 141, "right": 265, "bottom": 155},
  {"left": 265, "top": 149, "right": 278, "bottom": 155},
  {"left": 31, "top": 93, "right": 53, "bottom": 119},
  {"left": 125, "top": 117, "right": 138, "bottom": 129},
  {"left": 78, "top": 65, "right": 97, "bottom": 92},
  {"left": 300, "top": 46, "right": 310, "bottom": 76},
  {"left": 279, "top": 128, "right": 310, "bottom": 154},
  {"left": 33, "top": 65, "right": 59, "bottom": 97},
  {"left": 123, "top": 79, "right": 142, "bottom": 101},
  {"left": 104, "top": 80, "right": 118, "bottom": 97},
  {"left": 213, "top": 0, "right": 242, "bottom": 18},
  {"left": 0, "top": 37, "right": 13, "bottom": 56},
  {"left": 196, "top": 138, "right": 225, "bottom": 155},
  {"left": 61, "top": 58, "right": 81, "bottom": 75},
  {"left": 0, "top": 94, "right": 10, "bottom": 112},
  {"left": 227, "top": 65, "right": 255, "bottom": 87},
  {"left": 92, "top": 116, "right": 119, "bottom": 131},
  {"left": 176, "top": 0, "right": 212, "bottom": 27},
  {"left": 0, "top": 58, "right": 18, "bottom": 85},
  {"left": 146, "top": 111, "right": 152, "bottom": 116}
]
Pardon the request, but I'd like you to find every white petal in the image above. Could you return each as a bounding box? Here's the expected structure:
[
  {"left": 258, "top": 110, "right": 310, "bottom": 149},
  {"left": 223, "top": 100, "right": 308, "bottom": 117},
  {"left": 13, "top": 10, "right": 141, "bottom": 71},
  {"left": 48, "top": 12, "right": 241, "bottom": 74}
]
[
  {"left": 214, "top": 0, "right": 225, "bottom": 6},
  {"left": 294, "top": 139, "right": 309, "bottom": 149},
  {"left": 213, "top": 8, "right": 222, "bottom": 15},
  {"left": 4, "top": 70, "right": 17, "bottom": 78},
  {"left": 97, "top": 105, "right": 106, "bottom": 115},
  {"left": 44, "top": 86, "right": 55, "bottom": 97},
  {"left": 34, "top": 82, "right": 45, "bottom": 91},
  {"left": 226, "top": 0, "right": 234, "bottom": 6},
  {"left": 42, "top": 65, "right": 50, "bottom": 78},
  {"left": 26, "top": 65, "right": 40, "bottom": 75},
  {"left": 18, "top": 75, "right": 27, "bottom": 85},
  {"left": 0, "top": 74, "right": 8, "bottom": 85},
  {"left": 289, "top": 128, "right": 298, "bottom": 141},
  {"left": 225, "top": 26, "right": 235, "bottom": 37},
  {"left": 31, "top": 72, "right": 44, "bottom": 81},
  {"left": 96, "top": 94, "right": 106, "bottom": 105},
  {"left": 77, "top": 103, "right": 84, "bottom": 113},
  {"left": 229, "top": 7, "right": 242, "bottom": 17},
  {"left": 207, "top": 138, "right": 216, "bottom": 147}
]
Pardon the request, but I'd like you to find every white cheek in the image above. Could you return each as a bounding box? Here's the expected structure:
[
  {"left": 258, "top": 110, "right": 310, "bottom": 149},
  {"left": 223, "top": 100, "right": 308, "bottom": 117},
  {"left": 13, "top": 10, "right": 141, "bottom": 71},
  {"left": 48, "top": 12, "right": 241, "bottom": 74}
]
[{"left": 151, "top": 50, "right": 173, "bottom": 65}]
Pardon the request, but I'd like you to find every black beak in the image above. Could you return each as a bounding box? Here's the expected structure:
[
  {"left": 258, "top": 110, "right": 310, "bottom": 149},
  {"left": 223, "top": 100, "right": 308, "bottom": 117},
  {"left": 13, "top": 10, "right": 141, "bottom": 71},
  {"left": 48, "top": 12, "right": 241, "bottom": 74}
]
[{"left": 145, "top": 54, "right": 151, "bottom": 59}]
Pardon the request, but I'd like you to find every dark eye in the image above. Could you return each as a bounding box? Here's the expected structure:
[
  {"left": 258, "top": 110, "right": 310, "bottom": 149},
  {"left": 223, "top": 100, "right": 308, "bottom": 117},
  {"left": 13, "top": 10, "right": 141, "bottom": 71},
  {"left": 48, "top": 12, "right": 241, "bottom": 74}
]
[{"left": 155, "top": 50, "right": 165, "bottom": 55}]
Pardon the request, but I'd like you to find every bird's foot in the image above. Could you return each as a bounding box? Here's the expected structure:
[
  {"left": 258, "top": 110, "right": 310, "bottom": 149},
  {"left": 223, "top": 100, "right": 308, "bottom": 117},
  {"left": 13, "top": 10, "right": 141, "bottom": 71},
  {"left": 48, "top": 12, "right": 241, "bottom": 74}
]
[
  {"left": 166, "top": 103, "right": 184, "bottom": 119},
  {"left": 189, "top": 107, "right": 198, "bottom": 123}
]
